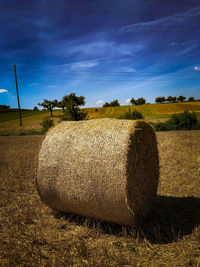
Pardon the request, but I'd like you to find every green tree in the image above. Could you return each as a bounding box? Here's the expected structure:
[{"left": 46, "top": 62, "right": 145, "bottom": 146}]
[
  {"left": 172, "top": 96, "right": 177, "bottom": 103},
  {"left": 160, "top": 97, "right": 166, "bottom": 103},
  {"left": 61, "top": 93, "right": 87, "bottom": 121},
  {"left": 167, "top": 96, "right": 173, "bottom": 102},
  {"left": 177, "top": 95, "right": 186, "bottom": 102},
  {"left": 155, "top": 97, "right": 162, "bottom": 104},
  {"left": 135, "top": 97, "right": 146, "bottom": 105},
  {"left": 33, "top": 106, "right": 39, "bottom": 111},
  {"left": 103, "top": 100, "right": 120, "bottom": 107},
  {"left": 0, "top": 105, "right": 10, "bottom": 109},
  {"left": 110, "top": 99, "right": 120, "bottom": 107},
  {"left": 188, "top": 97, "right": 195, "bottom": 102},
  {"left": 130, "top": 98, "right": 136, "bottom": 105},
  {"left": 38, "top": 99, "right": 58, "bottom": 117},
  {"left": 103, "top": 102, "right": 110, "bottom": 107},
  {"left": 57, "top": 101, "right": 65, "bottom": 111}
]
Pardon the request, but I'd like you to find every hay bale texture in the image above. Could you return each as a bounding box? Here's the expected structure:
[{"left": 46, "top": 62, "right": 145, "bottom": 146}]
[{"left": 36, "top": 119, "right": 159, "bottom": 226}]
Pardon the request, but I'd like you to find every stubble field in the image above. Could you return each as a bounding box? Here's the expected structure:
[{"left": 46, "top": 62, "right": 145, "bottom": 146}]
[{"left": 0, "top": 131, "right": 200, "bottom": 266}]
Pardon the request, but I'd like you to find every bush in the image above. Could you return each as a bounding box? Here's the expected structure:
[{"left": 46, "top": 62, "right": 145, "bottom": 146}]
[
  {"left": 61, "top": 106, "right": 88, "bottom": 121},
  {"left": 152, "top": 111, "right": 200, "bottom": 131},
  {"left": 124, "top": 109, "right": 144, "bottom": 120},
  {"left": 40, "top": 118, "right": 54, "bottom": 133}
]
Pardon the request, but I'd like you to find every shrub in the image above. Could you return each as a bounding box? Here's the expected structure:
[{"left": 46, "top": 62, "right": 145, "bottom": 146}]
[
  {"left": 152, "top": 111, "right": 200, "bottom": 131},
  {"left": 40, "top": 118, "right": 54, "bottom": 133},
  {"left": 61, "top": 106, "right": 88, "bottom": 121},
  {"left": 124, "top": 109, "right": 144, "bottom": 120}
]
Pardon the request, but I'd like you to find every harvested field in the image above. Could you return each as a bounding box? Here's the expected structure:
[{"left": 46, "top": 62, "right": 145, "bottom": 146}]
[{"left": 0, "top": 131, "right": 200, "bottom": 266}]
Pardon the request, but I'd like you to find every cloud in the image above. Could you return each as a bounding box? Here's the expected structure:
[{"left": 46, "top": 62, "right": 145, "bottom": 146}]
[
  {"left": 126, "top": 99, "right": 131, "bottom": 104},
  {"left": 120, "top": 7, "right": 200, "bottom": 32},
  {"left": 68, "top": 40, "right": 143, "bottom": 57},
  {"left": 121, "top": 66, "right": 136, "bottom": 73},
  {"left": 70, "top": 61, "right": 99, "bottom": 70},
  {"left": 0, "top": 89, "right": 8, "bottom": 93},
  {"left": 96, "top": 100, "right": 103, "bottom": 104},
  {"left": 194, "top": 66, "right": 200, "bottom": 72}
]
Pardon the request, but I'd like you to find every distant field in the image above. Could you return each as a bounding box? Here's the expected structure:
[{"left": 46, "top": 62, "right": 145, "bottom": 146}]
[
  {"left": 0, "top": 101, "right": 200, "bottom": 135},
  {"left": 86, "top": 101, "right": 200, "bottom": 121}
]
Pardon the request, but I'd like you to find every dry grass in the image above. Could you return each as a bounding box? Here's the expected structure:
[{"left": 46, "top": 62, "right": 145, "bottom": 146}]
[{"left": 0, "top": 131, "right": 200, "bottom": 266}]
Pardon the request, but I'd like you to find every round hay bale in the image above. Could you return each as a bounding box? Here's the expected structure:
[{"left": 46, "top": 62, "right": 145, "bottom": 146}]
[{"left": 36, "top": 119, "right": 159, "bottom": 226}]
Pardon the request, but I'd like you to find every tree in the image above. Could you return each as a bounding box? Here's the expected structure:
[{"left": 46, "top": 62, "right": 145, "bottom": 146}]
[
  {"left": 57, "top": 101, "right": 65, "bottom": 111},
  {"left": 130, "top": 98, "right": 136, "bottom": 105},
  {"left": 110, "top": 100, "right": 120, "bottom": 107},
  {"left": 103, "top": 100, "right": 120, "bottom": 107},
  {"left": 177, "top": 95, "right": 186, "bottom": 102},
  {"left": 38, "top": 99, "right": 58, "bottom": 117},
  {"left": 172, "top": 96, "right": 177, "bottom": 103},
  {"left": 33, "top": 106, "right": 39, "bottom": 111},
  {"left": 103, "top": 102, "right": 110, "bottom": 107},
  {"left": 160, "top": 97, "right": 166, "bottom": 103},
  {"left": 135, "top": 97, "right": 146, "bottom": 105},
  {"left": 61, "top": 93, "right": 87, "bottom": 121},
  {"left": 167, "top": 96, "right": 173, "bottom": 102},
  {"left": 0, "top": 105, "right": 10, "bottom": 109},
  {"left": 155, "top": 97, "right": 162, "bottom": 104},
  {"left": 188, "top": 97, "right": 195, "bottom": 102},
  {"left": 155, "top": 97, "right": 165, "bottom": 104}
]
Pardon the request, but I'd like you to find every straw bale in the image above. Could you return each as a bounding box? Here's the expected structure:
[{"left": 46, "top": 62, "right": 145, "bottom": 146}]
[{"left": 36, "top": 119, "right": 159, "bottom": 226}]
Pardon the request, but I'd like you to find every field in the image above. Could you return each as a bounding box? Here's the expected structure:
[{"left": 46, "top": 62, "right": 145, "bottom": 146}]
[
  {"left": 1, "top": 131, "right": 200, "bottom": 266},
  {"left": 0, "top": 101, "right": 200, "bottom": 135}
]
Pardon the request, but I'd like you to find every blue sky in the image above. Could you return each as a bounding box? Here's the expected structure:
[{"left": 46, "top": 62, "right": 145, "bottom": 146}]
[{"left": 0, "top": 0, "right": 200, "bottom": 109}]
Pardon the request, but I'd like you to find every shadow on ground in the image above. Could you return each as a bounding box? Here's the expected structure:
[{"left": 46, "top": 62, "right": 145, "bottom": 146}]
[{"left": 54, "top": 196, "right": 200, "bottom": 244}]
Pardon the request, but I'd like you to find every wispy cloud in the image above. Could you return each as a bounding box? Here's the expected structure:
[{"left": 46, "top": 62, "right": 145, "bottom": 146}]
[
  {"left": 96, "top": 99, "right": 103, "bottom": 104},
  {"left": 121, "top": 66, "right": 136, "bottom": 73},
  {"left": 120, "top": 7, "right": 200, "bottom": 32},
  {"left": 126, "top": 99, "right": 131, "bottom": 104},
  {"left": 71, "top": 61, "right": 99, "bottom": 70},
  {"left": 68, "top": 40, "right": 143, "bottom": 57},
  {"left": 194, "top": 66, "right": 200, "bottom": 71},
  {"left": 0, "top": 89, "right": 8, "bottom": 93}
]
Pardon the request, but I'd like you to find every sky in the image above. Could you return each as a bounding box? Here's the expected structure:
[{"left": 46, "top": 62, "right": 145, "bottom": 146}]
[{"left": 0, "top": 0, "right": 200, "bottom": 109}]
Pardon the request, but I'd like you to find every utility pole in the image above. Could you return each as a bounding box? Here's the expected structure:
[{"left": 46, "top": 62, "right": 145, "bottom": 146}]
[{"left": 14, "top": 64, "right": 22, "bottom": 126}]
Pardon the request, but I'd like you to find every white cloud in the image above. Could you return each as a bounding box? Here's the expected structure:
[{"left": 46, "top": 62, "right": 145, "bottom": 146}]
[
  {"left": 96, "top": 100, "right": 103, "bottom": 104},
  {"left": 194, "top": 66, "right": 200, "bottom": 72},
  {"left": 0, "top": 89, "right": 8, "bottom": 93},
  {"left": 68, "top": 40, "right": 143, "bottom": 57},
  {"left": 126, "top": 99, "right": 131, "bottom": 104},
  {"left": 70, "top": 61, "right": 99, "bottom": 70},
  {"left": 120, "top": 7, "right": 200, "bottom": 32}
]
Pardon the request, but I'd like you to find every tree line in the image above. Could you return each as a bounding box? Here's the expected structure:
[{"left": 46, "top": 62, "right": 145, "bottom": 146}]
[
  {"left": 155, "top": 96, "right": 195, "bottom": 104},
  {"left": 102, "top": 97, "right": 146, "bottom": 107}
]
